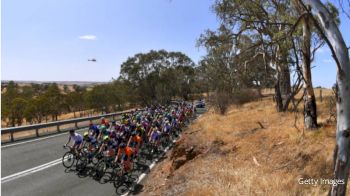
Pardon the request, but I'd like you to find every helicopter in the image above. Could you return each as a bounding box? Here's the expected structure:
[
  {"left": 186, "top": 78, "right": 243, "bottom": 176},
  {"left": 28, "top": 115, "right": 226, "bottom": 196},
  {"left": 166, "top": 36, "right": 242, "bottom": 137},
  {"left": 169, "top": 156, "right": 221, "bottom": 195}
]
[{"left": 88, "top": 58, "right": 97, "bottom": 62}]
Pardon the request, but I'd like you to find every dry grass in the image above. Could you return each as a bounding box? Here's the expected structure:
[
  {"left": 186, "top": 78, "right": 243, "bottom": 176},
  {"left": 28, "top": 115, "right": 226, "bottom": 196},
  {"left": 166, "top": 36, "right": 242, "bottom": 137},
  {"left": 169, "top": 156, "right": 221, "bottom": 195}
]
[{"left": 141, "top": 90, "right": 346, "bottom": 196}]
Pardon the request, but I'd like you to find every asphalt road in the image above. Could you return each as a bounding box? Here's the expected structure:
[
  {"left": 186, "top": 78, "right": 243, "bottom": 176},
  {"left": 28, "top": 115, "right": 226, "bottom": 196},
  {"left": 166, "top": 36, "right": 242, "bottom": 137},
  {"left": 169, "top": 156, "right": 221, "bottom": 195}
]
[{"left": 1, "top": 108, "right": 206, "bottom": 196}]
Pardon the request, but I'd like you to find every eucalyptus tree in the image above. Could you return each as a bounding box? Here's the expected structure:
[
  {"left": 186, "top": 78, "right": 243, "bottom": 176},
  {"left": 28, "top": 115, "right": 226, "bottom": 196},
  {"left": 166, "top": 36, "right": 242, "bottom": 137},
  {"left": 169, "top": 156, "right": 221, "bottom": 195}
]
[
  {"left": 298, "top": 0, "right": 350, "bottom": 195},
  {"left": 1, "top": 81, "right": 18, "bottom": 125},
  {"left": 291, "top": 0, "right": 339, "bottom": 129},
  {"left": 44, "top": 83, "right": 64, "bottom": 121},
  {"left": 202, "top": 0, "right": 298, "bottom": 112},
  {"left": 119, "top": 50, "right": 195, "bottom": 105}
]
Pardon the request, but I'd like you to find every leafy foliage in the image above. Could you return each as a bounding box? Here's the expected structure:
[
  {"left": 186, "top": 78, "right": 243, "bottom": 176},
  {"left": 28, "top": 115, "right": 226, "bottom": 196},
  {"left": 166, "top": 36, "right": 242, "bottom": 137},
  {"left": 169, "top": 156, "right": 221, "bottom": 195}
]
[{"left": 119, "top": 50, "right": 196, "bottom": 105}]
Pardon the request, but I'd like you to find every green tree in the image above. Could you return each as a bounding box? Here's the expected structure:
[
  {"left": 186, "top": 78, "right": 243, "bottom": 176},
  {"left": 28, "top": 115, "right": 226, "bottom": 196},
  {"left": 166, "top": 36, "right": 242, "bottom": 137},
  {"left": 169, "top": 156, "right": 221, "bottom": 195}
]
[
  {"left": 21, "top": 85, "right": 35, "bottom": 99},
  {"left": 44, "top": 83, "right": 63, "bottom": 121},
  {"left": 2, "top": 81, "right": 19, "bottom": 126},
  {"left": 119, "top": 50, "right": 195, "bottom": 105},
  {"left": 9, "top": 98, "right": 27, "bottom": 126},
  {"left": 63, "top": 85, "right": 69, "bottom": 93}
]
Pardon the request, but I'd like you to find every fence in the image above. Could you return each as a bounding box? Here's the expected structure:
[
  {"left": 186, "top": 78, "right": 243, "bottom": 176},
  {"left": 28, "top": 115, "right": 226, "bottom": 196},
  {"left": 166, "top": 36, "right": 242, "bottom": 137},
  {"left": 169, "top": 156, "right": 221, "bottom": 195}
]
[{"left": 1, "top": 109, "right": 142, "bottom": 143}]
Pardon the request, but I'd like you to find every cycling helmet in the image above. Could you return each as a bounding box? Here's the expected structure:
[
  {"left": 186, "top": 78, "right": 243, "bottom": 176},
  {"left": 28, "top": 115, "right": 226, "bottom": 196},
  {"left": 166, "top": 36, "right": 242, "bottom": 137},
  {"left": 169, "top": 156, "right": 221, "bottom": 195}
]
[
  {"left": 103, "top": 135, "right": 109, "bottom": 141},
  {"left": 83, "top": 132, "right": 89, "bottom": 138},
  {"left": 131, "top": 131, "right": 137, "bottom": 136},
  {"left": 99, "top": 125, "right": 106, "bottom": 130},
  {"left": 119, "top": 143, "right": 126, "bottom": 148},
  {"left": 112, "top": 120, "right": 116, "bottom": 124}
]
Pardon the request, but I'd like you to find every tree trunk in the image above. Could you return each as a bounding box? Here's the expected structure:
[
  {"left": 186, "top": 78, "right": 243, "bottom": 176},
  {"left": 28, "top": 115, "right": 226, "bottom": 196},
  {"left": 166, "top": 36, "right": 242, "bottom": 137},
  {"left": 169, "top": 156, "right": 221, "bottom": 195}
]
[
  {"left": 274, "top": 64, "right": 291, "bottom": 112},
  {"left": 11, "top": 117, "right": 15, "bottom": 127},
  {"left": 302, "top": 13, "right": 318, "bottom": 129},
  {"left": 279, "top": 64, "right": 291, "bottom": 109},
  {"left": 303, "top": 0, "right": 350, "bottom": 195},
  {"left": 275, "top": 79, "right": 284, "bottom": 112},
  {"left": 274, "top": 43, "right": 292, "bottom": 112}
]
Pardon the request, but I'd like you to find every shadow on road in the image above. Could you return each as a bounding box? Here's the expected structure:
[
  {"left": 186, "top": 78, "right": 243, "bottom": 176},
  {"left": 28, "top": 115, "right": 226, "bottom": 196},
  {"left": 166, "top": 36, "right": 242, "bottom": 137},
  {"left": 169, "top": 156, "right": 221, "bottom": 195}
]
[{"left": 61, "top": 110, "right": 205, "bottom": 195}]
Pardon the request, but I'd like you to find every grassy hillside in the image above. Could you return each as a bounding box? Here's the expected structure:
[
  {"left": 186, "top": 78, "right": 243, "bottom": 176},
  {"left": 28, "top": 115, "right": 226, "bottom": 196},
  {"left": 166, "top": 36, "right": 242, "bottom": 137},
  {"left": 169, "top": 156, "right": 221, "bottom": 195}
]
[{"left": 141, "top": 89, "right": 340, "bottom": 196}]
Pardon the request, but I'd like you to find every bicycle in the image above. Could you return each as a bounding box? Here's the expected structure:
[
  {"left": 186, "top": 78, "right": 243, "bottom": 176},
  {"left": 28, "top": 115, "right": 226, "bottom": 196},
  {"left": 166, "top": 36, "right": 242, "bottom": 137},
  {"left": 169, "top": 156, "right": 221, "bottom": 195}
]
[
  {"left": 113, "top": 159, "right": 136, "bottom": 188},
  {"left": 94, "top": 150, "right": 117, "bottom": 178},
  {"left": 146, "top": 140, "right": 159, "bottom": 160},
  {"left": 62, "top": 145, "right": 82, "bottom": 169},
  {"left": 75, "top": 147, "right": 90, "bottom": 172},
  {"left": 160, "top": 132, "right": 171, "bottom": 148}
]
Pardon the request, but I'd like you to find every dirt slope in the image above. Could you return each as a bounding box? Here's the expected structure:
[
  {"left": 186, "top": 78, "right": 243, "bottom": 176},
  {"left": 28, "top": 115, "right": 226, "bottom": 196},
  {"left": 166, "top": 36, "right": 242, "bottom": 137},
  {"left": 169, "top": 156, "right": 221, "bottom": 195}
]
[{"left": 139, "top": 95, "right": 344, "bottom": 196}]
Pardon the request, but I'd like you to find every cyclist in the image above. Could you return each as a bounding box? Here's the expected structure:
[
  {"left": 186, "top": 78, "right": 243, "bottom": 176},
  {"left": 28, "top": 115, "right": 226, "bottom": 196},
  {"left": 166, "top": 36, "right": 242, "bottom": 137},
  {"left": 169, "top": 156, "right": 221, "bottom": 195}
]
[
  {"left": 83, "top": 132, "right": 97, "bottom": 151},
  {"left": 98, "top": 135, "right": 117, "bottom": 157},
  {"left": 89, "top": 123, "right": 100, "bottom": 139},
  {"left": 100, "top": 117, "right": 106, "bottom": 125},
  {"left": 105, "top": 119, "right": 110, "bottom": 129},
  {"left": 135, "top": 123, "right": 145, "bottom": 137},
  {"left": 98, "top": 125, "right": 109, "bottom": 140},
  {"left": 127, "top": 131, "right": 142, "bottom": 156},
  {"left": 114, "top": 143, "right": 134, "bottom": 173},
  {"left": 148, "top": 124, "right": 161, "bottom": 149},
  {"left": 162, "top": 120, "right": 172, "bottom": 142},
  {"left": 109, "top": 120, "right": 119, "bottom": 132},
  {"left": 64, "top": 129, "right": 83, "bottom": 154},
  {"left": 81, "top": 132, "right": 99, "bottom": 161}
]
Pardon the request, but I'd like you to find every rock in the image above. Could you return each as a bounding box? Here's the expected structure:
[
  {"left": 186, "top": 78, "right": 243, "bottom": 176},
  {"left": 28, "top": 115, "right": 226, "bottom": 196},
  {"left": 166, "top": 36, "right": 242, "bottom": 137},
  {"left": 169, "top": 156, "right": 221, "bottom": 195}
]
[{"left": 172, "top": 156, "right": 187, "bottom": 170}]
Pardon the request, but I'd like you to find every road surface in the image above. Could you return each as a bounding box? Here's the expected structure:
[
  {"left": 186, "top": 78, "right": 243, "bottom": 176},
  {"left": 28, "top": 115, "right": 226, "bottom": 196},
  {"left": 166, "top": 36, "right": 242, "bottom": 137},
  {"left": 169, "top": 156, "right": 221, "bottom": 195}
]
[{"left": 1, "top": 108, "right": 206, "bottom": 196}]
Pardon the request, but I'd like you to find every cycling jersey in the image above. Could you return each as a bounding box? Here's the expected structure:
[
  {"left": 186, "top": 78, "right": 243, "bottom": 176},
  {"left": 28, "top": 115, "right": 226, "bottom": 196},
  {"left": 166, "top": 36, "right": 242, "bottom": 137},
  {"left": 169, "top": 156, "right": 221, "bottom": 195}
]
[
  {"left": 131, "top": 135, "right": 141, "bottom": 144},
  {"left": 101, "top": 129, "right": 110, "bottom": 136},
  {"left": 85, "top": 135, "right": 96, "bottom": 144},
  {"left": 109, "top": 130, "right": 117, "bottom": 139},
  {"left": 71, "top": 133, "right": 83, "bottom": 144},
  {"left": 124, "top": 147, "right": 133, "bottom": 157},
  {"left": 164, "top": 124, "right": 171, "bottom": 133},
  {"left": 90, "top": 125, "right": 100, "bottom": 137},
  {"left": 151, "top": 130, "right": 160, "bottom": 140},
  {"left": 103, "top": 140, "right": 117, "bottom": 150},
  {"left": 101, "top": 119, "right": 106, "bottom": 125}
]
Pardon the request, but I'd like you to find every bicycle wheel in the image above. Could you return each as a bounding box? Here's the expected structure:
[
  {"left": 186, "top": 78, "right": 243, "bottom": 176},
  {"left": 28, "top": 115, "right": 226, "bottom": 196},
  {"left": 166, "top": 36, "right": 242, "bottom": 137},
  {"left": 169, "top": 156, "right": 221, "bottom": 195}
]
[
  {"left": 147, "top": 147, "right": 153, "bottom": 160},
  {"left": 130, "top": 160, "right": 135, "bottom": 170},
  {"left": 62, "top": 152, "right": 75, "bottom": 168},
  {"left": 95, "top": 161, "right": 107, "bottom": 178},
  {"left": 113, "top": 165, "right": 124, "bottom": 188},
  {"left": 135, "top": 153, "right": 142, "bottom": 163},
  {"left": 76, "top": 156, "right": 88, "bottom": 171},
  {"left": 154, "top": 144, "right": 159, "bottom": 154},
  {"left": 92, "top": 153, "right": 101, "bottom": 165}
]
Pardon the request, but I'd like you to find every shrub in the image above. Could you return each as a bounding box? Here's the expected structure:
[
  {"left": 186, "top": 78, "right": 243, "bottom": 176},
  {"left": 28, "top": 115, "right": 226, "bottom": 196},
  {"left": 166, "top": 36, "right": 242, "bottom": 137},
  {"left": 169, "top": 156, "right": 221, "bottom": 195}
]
[{"left": 210, "top": 89, "right": 261, "bottom": 115}]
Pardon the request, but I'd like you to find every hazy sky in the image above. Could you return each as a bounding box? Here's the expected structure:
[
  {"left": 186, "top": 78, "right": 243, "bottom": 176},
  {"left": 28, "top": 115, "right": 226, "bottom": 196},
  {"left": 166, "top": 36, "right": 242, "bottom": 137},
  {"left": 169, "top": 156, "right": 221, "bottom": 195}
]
[{"left": 2, "top": 0, "right": 350, "bottom": 88}]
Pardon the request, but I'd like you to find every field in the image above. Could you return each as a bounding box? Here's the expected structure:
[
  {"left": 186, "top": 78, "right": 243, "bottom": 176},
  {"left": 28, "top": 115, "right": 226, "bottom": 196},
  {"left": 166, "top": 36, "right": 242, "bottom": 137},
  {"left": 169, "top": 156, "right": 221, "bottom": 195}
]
[
  {"left": 1, "top": 81, "right": 103, "bottom": 128},
  {"left": 140, "top": 88, "right": 341, "bottom": 196}
]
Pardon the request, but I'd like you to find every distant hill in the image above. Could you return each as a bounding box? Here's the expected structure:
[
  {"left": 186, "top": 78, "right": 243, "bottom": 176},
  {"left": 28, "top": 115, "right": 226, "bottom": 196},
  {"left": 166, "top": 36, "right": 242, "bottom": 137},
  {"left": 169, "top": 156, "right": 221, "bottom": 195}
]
[{"left": 1, "top": 80, "right": 108, "bottom": 87}]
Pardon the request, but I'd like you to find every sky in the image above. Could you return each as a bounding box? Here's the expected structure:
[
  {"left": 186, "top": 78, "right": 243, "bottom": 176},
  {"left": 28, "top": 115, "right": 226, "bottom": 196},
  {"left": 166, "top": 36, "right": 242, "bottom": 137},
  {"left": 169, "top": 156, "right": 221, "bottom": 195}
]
[{"left": 2, "top": 0, "right": 350, "bottom": 88}]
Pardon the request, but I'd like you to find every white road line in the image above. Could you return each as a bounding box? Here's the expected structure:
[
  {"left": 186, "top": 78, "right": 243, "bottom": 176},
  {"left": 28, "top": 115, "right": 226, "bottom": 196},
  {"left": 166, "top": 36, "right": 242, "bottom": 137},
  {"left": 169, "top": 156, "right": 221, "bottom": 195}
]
[
  {"left": 2, "top": 128, "right": 88, "bottom": 148},
  {"left": 0, "top": 139, "right": 172, "bottom": 185},
  {"left": 1, "top": 158, "right": 63, "bottom": 183}
]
